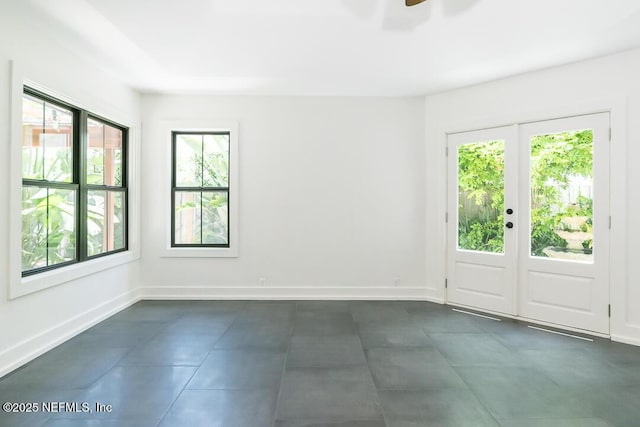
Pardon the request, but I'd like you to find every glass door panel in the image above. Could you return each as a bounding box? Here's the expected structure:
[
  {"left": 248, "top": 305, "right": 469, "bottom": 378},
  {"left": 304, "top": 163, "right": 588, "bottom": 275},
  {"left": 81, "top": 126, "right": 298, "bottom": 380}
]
[
  {"left": 457, "top": 140, "right": 505, "bottom": 254},
  {"left": 529, "top": 129, "right": 594, "bottom": 263}
]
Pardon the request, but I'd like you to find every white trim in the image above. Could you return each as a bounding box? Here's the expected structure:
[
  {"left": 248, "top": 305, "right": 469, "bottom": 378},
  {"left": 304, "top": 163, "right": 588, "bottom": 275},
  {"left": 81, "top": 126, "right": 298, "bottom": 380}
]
[
  {"left": 0, "top": 289, "right": 141, "bottom": 378},
  {"left": 610, "top": 334, "right": 640, "bottom": 347},
  {"left": 8, "top": 60, "right": 141, "bottom": 299},
  {"left": 159, "top": 119, "right": 239, "bottom": 258},
  {"left": 141, "top": 286, "right": 441, "bottom": 301}
]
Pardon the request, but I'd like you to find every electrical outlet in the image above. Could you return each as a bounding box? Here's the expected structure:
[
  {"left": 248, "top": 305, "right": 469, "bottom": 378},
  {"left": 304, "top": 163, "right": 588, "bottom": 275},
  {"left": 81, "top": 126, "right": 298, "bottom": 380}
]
[{"left": 259, "top": 277, "right": 266, "bottom": 287}]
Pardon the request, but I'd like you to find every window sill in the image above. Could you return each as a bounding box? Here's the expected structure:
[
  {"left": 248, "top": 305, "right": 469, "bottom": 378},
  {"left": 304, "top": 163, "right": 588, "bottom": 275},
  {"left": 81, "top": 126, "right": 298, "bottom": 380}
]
[
  {"left": 160, "top": 247, "right": 238, "bottom": 258},
  {"left": 11, "top": 250, "right": 139, "bottom": 299}
]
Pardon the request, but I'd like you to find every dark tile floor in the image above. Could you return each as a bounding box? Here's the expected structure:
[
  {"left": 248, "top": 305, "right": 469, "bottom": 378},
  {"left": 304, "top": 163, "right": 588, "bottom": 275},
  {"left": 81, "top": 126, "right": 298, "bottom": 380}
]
[{"left": 1, "top": 300, "right": 640, "bottom": 426}]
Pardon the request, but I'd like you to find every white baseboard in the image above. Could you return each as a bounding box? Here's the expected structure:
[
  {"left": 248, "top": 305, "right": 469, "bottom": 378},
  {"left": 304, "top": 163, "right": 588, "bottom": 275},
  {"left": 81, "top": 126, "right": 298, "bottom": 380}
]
[
  {"left": 141, "top": 286, "right": 444, "bottom": 303},
  {"left": 0, "top": 289, "right": 141, "bottom": 378},
  {"left": 611, "top": 334, "right": 640, "bottom": 347}
]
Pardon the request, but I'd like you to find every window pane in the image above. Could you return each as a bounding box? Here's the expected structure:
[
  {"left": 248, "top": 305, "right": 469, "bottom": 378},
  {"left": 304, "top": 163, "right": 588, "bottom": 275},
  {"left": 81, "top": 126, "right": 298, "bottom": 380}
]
[
  {"left": 174, "top": 191, "right": 201, "bottom": 244},
  {"left": 175, "top": 134, "right": 202, "bottom": 187},
  {"left": 22, "top": 94, "right": 45, "bottom": 180},
  {"left": 111, "top": 191, "right": 126, "bottom": 251},
  {"left": 47, "top": 188, "right": 77, "bottom": 265},
  {"left": 22, "top": 186, "right": 48, "bottom": 270},
  {"left": 105, "top": 125, "right": 123, "bottom": 186},
  {"left": 87, "top": 190, "right": 106, "bottom": 256},
  {"left": 202, "top": 134, "right": 229, "bottom": 187},
  {"left": 530, "top": 130, "right": 594, "bottom": 262},
  {"left": 22, "top": 186, "right": 77, "bottom": 271},
  {"left": 87, "top": 190, "right": 126, "bottom": 256},
  {"left": 87, "top": 118, "right": 104, "bottom": 185},
  {"left": 457, "top": 140, "right": 505, "bottom": 254},
  {"left": 202, "top": 191, "right": 229, "bottom": 244},
  {"left": 43, "top": 103, "right": 73, "bottom": 182}
]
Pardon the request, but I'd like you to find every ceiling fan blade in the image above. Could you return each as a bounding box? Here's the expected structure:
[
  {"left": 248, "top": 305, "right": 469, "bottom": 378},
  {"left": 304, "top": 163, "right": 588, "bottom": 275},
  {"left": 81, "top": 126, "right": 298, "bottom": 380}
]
[{"left": 406, "top": 0, "right": 427, "bottom": 6}]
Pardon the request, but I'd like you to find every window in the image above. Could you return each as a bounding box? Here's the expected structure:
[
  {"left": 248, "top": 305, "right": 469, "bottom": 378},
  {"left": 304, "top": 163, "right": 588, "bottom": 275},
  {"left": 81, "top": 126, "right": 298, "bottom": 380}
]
[
  {"left": 171, "top": 132, "right": 230, "bottom": 247},
  {"left": 21, "top": 87, "right": 128, "bottom": 276}
]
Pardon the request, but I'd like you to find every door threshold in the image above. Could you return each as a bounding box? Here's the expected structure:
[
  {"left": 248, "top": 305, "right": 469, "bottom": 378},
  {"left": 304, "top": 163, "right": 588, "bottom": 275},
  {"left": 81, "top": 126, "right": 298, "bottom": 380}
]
[
  {"left": 451, "top": 308, "right": 502, "bottom": 321},
  {"left": 445, "top": 301, "right": 610, "bottom": 339},
  {"left": 527, "top": 325, "right": 594, "bottom": 342}
]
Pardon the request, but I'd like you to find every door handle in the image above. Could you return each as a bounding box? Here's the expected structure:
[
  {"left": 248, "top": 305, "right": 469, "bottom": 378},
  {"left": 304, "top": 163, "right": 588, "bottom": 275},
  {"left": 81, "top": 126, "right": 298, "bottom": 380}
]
[{"left": 505, "top": 222, "right": 514, "bottom": 229}]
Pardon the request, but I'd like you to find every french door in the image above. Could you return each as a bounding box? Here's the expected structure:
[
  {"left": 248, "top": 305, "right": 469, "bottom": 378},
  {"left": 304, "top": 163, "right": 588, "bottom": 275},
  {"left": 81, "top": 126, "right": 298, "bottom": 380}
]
[{"left": 446, "top": 113, "right": 610, "bottom": 334}]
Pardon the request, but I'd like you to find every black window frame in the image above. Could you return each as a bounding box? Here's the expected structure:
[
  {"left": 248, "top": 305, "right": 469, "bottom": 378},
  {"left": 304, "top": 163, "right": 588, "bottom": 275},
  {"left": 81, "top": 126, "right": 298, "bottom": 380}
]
[
  {"left": 21, "top": 86, "right": 129, "bottom": 277},
  {"left": 171, "top": 131, "right": 231, "bottom": 248}
]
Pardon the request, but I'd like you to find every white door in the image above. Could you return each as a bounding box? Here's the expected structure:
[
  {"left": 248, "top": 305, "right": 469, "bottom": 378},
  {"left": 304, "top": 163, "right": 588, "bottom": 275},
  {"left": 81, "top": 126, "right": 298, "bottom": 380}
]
[
  {"left": 447, "top": 113, "right": 610, "bottom": 334},
  {"left": 447, "top": 126, "right": 517, "bottom": 315},
  {"left": 518, "top": 113, "right": 610, "bottom": 334}
]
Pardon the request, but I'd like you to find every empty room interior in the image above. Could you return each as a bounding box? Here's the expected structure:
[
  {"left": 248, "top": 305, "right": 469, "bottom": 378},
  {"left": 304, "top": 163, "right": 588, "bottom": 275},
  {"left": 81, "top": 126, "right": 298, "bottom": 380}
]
[{"left": 3, "top": 0, "right": 640, "bottom": 426}]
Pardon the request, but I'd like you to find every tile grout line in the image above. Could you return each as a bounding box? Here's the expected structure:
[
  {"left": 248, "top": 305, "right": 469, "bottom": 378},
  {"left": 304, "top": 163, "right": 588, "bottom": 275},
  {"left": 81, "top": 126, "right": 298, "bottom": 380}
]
[
  {"left": 270, "top": 302, "right": 295, "bottom": 427},
  {"left": 527, "top": 326, "right": 594, "bottom": 342}
]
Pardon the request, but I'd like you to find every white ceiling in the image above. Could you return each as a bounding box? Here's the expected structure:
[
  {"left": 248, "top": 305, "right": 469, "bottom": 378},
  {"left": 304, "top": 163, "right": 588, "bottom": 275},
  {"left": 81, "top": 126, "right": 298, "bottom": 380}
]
[{"left": 15, "top": 0, "right": 640, "bottom": 96}]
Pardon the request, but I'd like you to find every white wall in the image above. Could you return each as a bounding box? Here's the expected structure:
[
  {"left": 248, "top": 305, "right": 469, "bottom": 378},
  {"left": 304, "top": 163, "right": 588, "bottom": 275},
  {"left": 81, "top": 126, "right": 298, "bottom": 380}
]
[
  {"left": 0, "top": 5, "right": 142, "bottom": 376},
  {"left": 140, "top": 95, "right": 427, "bottom": 300},
  {"left": 424, "top": 49, "right": 640, "bottom": 345}
]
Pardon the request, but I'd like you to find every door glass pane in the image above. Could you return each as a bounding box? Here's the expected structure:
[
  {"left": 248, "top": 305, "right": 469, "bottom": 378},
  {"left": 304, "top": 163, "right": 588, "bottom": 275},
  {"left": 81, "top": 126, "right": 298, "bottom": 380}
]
[
  {"left": 530, "top": 129, "right": 593, "bottom": 262},
  {"left": 457, "top": 140, "right": 505, "bottom": 253}
]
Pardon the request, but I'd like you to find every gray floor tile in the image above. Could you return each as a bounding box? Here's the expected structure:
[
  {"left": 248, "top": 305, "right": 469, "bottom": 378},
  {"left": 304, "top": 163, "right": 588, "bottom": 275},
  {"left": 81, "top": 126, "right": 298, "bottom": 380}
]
[
  {"left": 519, "top": 348, "right": 631, "bottom": 387},
  {"left": 214, "top": 320, "right": 291, "bottom": 349},
  {"left": 379, "top": 389, "right": 499, "bottom": 427},
  {"left": 162, "top": 312, "right": 235, "bottom": 336},
  {"left": 44, "top": 420, "right": 158, "bottom": 427},
  {"left": 187, "top": 349, "right": 285, "bottom": 389},
  {"left": 497, "top": 418, "right": 613, "bottom": 427},
  {"left": 430, "top": 333, "right": 523, "bottom": 367},
  {"left": 365, "top": 348, "right": 466, "bottom": 390},
  {"left": 0, "top": 346, "right": 127, "bottom": 390},
  {"left": 277, "top": 366, "right": 382, "bottom": 420},
  {"left": 118, "top": 332, "right": 218, "bottom": 366},
  {"left": 350, "top": 302, "right": 410, "bottom": 323},
  {"left": 454, "top": 366, "right": 558, "bottom": 389},
  {"left": 186, "top": 300, "right": 247, "bottom": 314},
  {"left": 574, "top": 385, "right": 640, "bottom": 427},
  {"left": 492, "top": 326, "right": 593, "bottom": 350},
  {"left": 238, "top": 302, "right": 295, "bottom": 322},
  {"left": 287, "top": 336, "right": 366, "bottom": 368},
  {"left": 413, "top": 311, "right": 486, "bottom": 333},
  {"left": 293, "top": 311, "right": 356, "bottom": 336},
  {"left": 469, "top": 382, "right": 591, "bottom": 420},
  {"left": 70, "top": 366, "right": 196, "bottom": 420},
  {"left": 275, "top": 420, "right": 386, "bottom": 427},
  {"left": 357, "top": 321, "right": 432, "bottom": 348},
  {"left": 4, "top": 300, "right": 640, "bottom": 427},
  {"left": 159, "top": 389, "right": 277, "bottom": 427},
  {"left": 0, "top": 389, "right": 82, "bottom": 427},
  {"left": 295, "top": 301, "right": 352, "bottom": 313}
]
